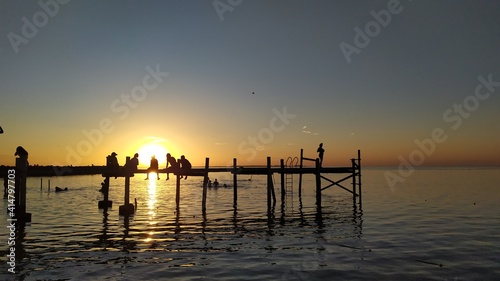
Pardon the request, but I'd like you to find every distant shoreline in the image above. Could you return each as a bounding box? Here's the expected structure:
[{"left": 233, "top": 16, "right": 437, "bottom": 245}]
[
  {"left": 0, "top": 165, "right": 262, "bottom": 177},
  {"left": 0, "top": 165, "right": 109, "bottom": 177},
  {"left": 1, "top": 165, "right": 499, "bottom": 178}
]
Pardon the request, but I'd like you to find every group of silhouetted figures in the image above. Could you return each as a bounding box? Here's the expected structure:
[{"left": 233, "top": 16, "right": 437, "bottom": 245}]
[{"left": 105, "top": 152, "right": 192, "bottom": 180}]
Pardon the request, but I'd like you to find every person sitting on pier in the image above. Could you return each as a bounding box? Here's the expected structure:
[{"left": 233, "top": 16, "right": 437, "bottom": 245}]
[
  {"left": 128, "top": 153, "right": 139, "bottom": 172},
  {"left": 15, "top": 146, "right": 29, "bottom": 160},
  {"left": 179, "top": 155, "right": 192, "bottom": 180},
  {"left": 106, "top": 152, "right": 120, "bottom": 178},
  {"left": 107, "top": 152, "right": 119, "bottom": 168},
  {"left": 14, "top": 146, "right": 30, "bottom": 167},
  {"left": 166, "top": 153, "right": 179, "bottom": 180},
  {"left": 317, "top": 143, "right": 325, "bottom": 167},
  {"left": 145, "top": 155, "right": 160, "bottom": 180}
]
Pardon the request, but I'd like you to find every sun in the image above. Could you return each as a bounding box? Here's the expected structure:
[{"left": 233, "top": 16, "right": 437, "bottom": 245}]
[{"left": 137, "top": 142, "right": 168, "bottom": 167}]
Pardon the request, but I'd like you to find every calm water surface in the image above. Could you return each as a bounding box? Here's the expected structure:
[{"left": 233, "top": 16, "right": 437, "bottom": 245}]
[{"left": 1, "top": 169, "right": 499, "bottom": 280}]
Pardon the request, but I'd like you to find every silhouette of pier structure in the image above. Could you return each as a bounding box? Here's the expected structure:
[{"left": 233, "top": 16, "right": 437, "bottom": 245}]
[
  {"left": 98, "top": 149, "right": 362, "bottom": 216},
  {"left": 3, "top": 146, "right": 32, "bottom": 225}
]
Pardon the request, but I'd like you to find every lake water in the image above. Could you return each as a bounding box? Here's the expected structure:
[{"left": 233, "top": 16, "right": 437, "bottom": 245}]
[{"left": 1, "top": 168, "right": 499, "bottom": 280}]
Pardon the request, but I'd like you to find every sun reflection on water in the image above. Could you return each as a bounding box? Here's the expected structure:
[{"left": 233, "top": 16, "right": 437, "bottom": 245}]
[{"left": 146, "top": 173, "right": 157, "bottom": 242}]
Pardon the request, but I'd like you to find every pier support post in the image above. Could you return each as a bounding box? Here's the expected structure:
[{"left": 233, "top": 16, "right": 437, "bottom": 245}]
[
  {"left": 202, "top": 157, "right": 209, "bottom": 213},
  {"left": 176, "top": 174, "right": 181, "bottom": 208},
  {"left": 98, "top": 177, "right": 112, "bottom": 208},
  {"left": 315, "top": 158, "right": 321, "bottom": 209},
  {"left": 358, "top": 149, "right": 362, "bottom": 205},
  {"left": 280, "top": 159, "right": 285, "bottom": 203},
  {"left": 299, "top": 149, "right": 303, "bottom": 197},
  {"left": 267, "top": 157, "right": 272, "bottom": 211},
  {"left": 119, "top": 156, "right": 135, "bottom": 216},
  {"left": 15, "top": 154, "right": 31, "bottom": 223},
  {"left": 351, "top": 158, "right": 357, "bottom": 204},
  {"left": 233, "top": 158, "right": 237, "bottom": 207}
]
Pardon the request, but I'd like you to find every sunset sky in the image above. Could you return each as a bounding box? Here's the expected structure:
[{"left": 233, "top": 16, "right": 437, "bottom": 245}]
[{"left": 1, "top": 0, "right": 499, "bottom": 167}]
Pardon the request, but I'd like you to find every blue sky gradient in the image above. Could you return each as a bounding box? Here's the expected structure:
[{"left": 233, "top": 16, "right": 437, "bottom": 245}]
[{"left": 1, "top": 0, "right": 499, "bottom": 167}]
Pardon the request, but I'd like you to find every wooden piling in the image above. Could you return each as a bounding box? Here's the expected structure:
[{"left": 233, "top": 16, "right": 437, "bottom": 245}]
[
  {"left": 267, "top": 157, "right": 272, "bottom": 211},
  {"left": 119, "top": 156, "right": 134, "bottom": 216},
  {"left": 202, "top": 157, "right": 209, "bottom": 213},
  {"left": 358, "top": 149, "right": 362, "bottom": 205},
  {"left": 280, "top": 159, "right": 285, "bottom": 203},
  {"left": 124, "top": 174, "right": 131, "bottom": 205},
  {"left": 98, "top": 177, "right": 112, "bottom": 208},
  {"left": 233, "top": 158, "right": 237, "bottom": 207},
  {"left": 315, "top": 158, "right": 321, "bottom": 209},
  {"left": 299, "top": 149, "right": 303, "bottom": 197},
  {"left": 176, "top": 174, "right": 181, "bottom": 208},
  {"left": 15, "top": 155, "right": 31, "bottom": 222},
  {"left": 352, "top": 158, "right": 357, "bottom": 204},
  {"left": 271, "top": 168, "right": 276, "bottom": 204},
  {"left": 124, "top": 157, "right": 131, "bottom": 206}
]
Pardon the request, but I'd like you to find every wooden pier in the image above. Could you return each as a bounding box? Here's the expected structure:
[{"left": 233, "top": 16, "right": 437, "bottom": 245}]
[
  {"left": 98, "top": 149, "right": 362, "bottom": 215},
  {"left": 6, "top": 147, "right": 361, "bottom": 224}
]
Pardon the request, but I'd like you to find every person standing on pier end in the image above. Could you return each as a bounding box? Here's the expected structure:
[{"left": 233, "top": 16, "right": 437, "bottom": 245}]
[
  {"left": 179, "top": 155, "right": 192, "bottom": 180},
  {"left": 317, "top": 143, "right": 325, "bottom": 167},
  {"left": 145, "top": 155, "right": 160, "bottom": 180},
  {"left": 166, "top": 153, "right": 179, "bottom": 180}
]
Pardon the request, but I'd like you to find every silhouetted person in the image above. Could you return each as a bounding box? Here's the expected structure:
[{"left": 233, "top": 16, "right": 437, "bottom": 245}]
[
  {"left": 99, "top": 181, "right": 105, "bottom": 193},
  {"left": 128, "top": 153, "right": 139, "bottom": 172},
  {"left": 317, "top": 143, "right": 325, "bottom": 167},
  {"left": 146, "top": 155, "right": 160, "bottom": 180},
  {"left": 107, "top": 152, "right": 119, "bottom": 168},
  {"left": 213, "top": 178, "right": 219, "bottom": 188},
  {"left": 179, "top": 155, "right": 192, "bottom": 180},
  {"left": 106, "top": 152, "right": 120, "bottom": 178},
  {"left": 166, "top": 153, "right": 179, "bottom": 180},
  {"left": 15, "top": 146, "right": 29, "bottom": 159},
  {"left": 55, "top": 186, "right": 68, "bottom": 192}
]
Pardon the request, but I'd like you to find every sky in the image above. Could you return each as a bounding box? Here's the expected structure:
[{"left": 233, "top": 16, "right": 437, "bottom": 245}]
[{"left": 0, "top": 0, "right": 499, "bottom": 168}]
